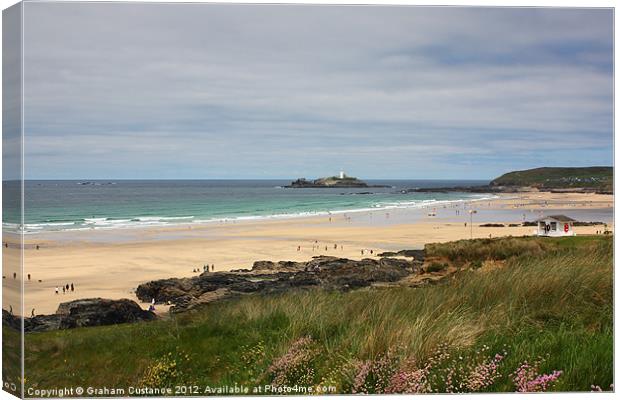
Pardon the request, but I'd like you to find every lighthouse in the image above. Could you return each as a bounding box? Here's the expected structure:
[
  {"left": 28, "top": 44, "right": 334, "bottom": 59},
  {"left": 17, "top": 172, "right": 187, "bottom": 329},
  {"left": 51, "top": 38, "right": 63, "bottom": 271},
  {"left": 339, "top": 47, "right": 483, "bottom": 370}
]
[{"left": 339, "top": 170, "right": 345, "bottom": 179}]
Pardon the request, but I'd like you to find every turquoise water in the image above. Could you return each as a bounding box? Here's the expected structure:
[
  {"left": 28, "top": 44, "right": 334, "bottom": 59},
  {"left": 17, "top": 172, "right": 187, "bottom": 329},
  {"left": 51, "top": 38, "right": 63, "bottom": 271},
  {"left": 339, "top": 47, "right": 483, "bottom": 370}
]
[{"left": 4, "top": 179, "right": 492, "bottom": 233}]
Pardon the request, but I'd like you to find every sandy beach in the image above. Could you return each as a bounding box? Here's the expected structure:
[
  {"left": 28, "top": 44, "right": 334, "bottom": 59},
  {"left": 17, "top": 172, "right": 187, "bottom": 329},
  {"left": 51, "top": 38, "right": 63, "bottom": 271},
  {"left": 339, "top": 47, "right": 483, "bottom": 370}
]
[{"left": 3, "top": 191, "right": 613, "bottom": 315}]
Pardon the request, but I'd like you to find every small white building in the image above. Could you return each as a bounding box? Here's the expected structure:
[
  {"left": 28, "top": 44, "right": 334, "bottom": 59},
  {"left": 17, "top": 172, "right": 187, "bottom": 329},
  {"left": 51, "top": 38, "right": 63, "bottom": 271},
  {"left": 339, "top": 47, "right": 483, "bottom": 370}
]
[{"left": 535, "top": 215, "right": 576, "bottom": 237}]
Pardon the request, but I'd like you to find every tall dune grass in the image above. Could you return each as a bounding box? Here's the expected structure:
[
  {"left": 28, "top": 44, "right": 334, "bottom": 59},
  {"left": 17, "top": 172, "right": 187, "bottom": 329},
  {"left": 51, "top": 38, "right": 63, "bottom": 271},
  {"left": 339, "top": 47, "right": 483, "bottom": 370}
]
[{"left": 21, "top": 236, "right": 612, "bottom": 392}]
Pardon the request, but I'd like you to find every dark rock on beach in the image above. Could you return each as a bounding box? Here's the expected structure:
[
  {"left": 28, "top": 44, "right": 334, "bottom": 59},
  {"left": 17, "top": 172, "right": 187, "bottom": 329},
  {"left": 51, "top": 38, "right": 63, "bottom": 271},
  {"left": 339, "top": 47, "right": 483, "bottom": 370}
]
[
  {"left": 136, "top": 256, "right": 421, "bottom": 313},
  {"left": 377, "top": 249, "right": 425, "bottom": 261},
  {"left": 2, "top": 309, "right": 21, "bottom": 331},
  {"left": 3, "top": 298, "right": 156, "bottom": 333}
]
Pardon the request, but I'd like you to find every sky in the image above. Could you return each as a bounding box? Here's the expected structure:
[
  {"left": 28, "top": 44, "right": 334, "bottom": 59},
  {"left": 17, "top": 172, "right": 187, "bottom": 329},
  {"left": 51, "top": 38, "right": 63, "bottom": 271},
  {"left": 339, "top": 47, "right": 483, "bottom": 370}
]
[{"left": 14, "top": 3, "right": 615, "bottom": 179}]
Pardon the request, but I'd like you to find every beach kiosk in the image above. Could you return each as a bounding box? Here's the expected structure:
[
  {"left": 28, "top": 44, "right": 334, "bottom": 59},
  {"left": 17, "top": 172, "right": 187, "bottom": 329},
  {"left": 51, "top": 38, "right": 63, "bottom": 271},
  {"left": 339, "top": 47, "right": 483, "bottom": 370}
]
[{"left": 535, "top": 215, "right": 576, "bottom": 237}]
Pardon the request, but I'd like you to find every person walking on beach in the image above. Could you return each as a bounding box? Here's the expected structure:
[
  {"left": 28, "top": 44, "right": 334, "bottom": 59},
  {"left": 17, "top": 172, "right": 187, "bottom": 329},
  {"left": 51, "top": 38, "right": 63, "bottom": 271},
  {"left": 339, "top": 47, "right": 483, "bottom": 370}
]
[
  {"left": 55, "top": 287, "right": 59, "bottom": 295},
  {"left": 27, "top": 274, "right": 31, "bottom": 281},
  {"left": 13, "top": 272, "right": 16, "bottom": 279},
  {"left": 62, "top": 287, "right": 65, "bottom": 294},
  {"left": 71, "top": 283, "right": 74, "bottom": 292},
  {"left": 211, "top": 264, "right": 215, "bottom": 272},
  {"left": 31, "top": 308, "right": 35, "bottom": 318}
]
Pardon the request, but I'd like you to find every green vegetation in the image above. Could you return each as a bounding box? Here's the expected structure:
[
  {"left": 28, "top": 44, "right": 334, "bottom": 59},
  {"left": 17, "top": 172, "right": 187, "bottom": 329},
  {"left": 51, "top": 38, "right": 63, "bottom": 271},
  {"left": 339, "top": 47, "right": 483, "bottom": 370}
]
[
  {"left": 3, "top": 323, "right": 22, "bottom": 397},
  {"left": 425, "top": 261, "right": 448, "bottom": 272},
  {"left": 490, "top": 166, "right": 612, "bottom": 191},
  {"left": 425, "top": 235, "right": 605, "bottom": 267},
  {"left": 19, "top": 236, "right": 612, "bottom": 393}
]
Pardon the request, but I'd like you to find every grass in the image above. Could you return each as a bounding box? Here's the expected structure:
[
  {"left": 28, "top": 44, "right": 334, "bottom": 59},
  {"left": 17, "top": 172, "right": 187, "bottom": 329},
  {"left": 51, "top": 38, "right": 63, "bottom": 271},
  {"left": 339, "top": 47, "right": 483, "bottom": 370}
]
[
  {"left": 424, "top": 234, "right": 604, "bottom": 266},
  {"left": 490, "top": 166, "right": 612, "bottom": 190},
  {"left": 17, "top": 235, "right": 613, "bottom": 393},
  {"left": 3, "top": 324, "right": 22, "bottom": 396}
]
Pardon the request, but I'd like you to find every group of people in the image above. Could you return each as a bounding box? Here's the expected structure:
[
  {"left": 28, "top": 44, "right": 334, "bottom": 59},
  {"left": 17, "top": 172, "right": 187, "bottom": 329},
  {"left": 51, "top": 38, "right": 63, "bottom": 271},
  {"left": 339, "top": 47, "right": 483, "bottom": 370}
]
[
  {"left": 193, "top": 264, "right": 215, "bottom": 273},
  {"left": 4, "top": 272, "right": 42, "bottom": 283},
  {"left": 298, "top": 241, "right": 346, "bottom": 253},
  {"left": 55, "top": 283, "right": 75, "bottom": 295},
  {"left": 295, "top": 242, "right": 378, "bottom": 257}
]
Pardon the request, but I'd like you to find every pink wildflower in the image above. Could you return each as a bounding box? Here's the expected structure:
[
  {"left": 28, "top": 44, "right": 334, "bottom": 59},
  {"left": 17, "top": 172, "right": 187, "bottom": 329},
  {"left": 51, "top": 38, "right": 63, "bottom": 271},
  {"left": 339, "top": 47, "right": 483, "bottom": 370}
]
[
  {"left": 512, "top": 359, "right": 562, "bottom": 392},
  {"left": 267, "top": 337, "right": 317, "bottom": 386}
]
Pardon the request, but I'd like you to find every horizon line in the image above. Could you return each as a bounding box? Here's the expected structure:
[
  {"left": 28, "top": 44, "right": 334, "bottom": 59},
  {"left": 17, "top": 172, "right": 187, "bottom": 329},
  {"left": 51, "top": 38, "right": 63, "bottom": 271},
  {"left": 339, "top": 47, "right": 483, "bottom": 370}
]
[{"left": 6, "top": 177, "right": 494, "bottom": 181}]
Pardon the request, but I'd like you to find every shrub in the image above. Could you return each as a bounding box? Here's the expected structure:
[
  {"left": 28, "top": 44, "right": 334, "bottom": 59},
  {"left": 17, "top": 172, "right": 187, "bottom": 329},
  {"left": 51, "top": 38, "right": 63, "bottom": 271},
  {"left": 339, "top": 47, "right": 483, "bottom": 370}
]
[{"left": 426, "top": 262, "right": 448, "bottom": 273}]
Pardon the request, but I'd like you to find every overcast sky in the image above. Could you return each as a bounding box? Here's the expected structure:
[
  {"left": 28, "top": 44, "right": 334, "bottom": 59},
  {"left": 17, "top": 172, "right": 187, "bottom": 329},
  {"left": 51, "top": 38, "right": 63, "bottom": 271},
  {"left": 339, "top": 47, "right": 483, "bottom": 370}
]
[{"left": 19, "top": 4, "right": 613, "bottom": 180}]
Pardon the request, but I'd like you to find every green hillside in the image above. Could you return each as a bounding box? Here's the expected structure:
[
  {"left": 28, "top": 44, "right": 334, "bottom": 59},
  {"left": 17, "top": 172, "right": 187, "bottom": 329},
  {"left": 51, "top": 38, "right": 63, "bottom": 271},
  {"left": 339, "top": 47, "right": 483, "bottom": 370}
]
[
  {"left": 490, "top": 167, "right": 612, "bottom": 191},
  {"left": 14, "top": 236, "right": 612, "bottom": 394}
]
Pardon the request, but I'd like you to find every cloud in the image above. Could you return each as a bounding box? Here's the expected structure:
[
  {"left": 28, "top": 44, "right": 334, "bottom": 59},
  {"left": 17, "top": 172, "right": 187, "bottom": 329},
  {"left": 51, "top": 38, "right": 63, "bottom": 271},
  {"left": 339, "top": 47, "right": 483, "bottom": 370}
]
[{"left": 18, "top": 3, "right": 613, "bottom": 179}]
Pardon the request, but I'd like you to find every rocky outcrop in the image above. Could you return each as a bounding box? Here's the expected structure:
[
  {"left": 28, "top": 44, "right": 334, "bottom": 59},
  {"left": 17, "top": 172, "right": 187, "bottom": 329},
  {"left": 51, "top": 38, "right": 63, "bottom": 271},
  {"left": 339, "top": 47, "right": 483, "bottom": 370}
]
[
  {"left": 136, "top": 256, "right": 421, "bottom": 312},
  {"left": 3, "top": 298, "right": 156, "bottom": 333},
  {"left": 377, "top": 249, "right": 425, "bottom": 261},
  {"left": 2, "top": 309, "right": 21, "bottom": 331}
]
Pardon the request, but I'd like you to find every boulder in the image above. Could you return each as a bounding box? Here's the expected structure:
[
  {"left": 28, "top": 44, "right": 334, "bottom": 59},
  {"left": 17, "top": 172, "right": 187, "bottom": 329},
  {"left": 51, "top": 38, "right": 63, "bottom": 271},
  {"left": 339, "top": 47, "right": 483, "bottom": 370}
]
[
  {"left": 377, "top": 249, "right": 425, "bottom": 261},
  {"left": 6, "top": 298, "right": 156, "bottom": 333},
  {"left": 54, "top": 298, "right": 156, "bottom": 329}
]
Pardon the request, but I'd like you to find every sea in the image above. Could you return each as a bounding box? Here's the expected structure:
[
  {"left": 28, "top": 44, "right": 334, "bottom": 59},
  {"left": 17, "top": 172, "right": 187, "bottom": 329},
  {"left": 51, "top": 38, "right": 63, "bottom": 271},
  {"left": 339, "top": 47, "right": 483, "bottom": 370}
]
[{"left": 3, "top": 179, "right": 495, "bottom": 234}]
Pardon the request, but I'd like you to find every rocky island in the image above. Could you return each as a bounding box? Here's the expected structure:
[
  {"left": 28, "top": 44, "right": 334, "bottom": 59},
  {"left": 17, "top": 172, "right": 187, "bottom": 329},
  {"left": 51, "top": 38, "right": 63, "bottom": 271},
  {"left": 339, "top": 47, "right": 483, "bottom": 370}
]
[{"left": 286, "top": 172, "right": 390, "bottom": 188}]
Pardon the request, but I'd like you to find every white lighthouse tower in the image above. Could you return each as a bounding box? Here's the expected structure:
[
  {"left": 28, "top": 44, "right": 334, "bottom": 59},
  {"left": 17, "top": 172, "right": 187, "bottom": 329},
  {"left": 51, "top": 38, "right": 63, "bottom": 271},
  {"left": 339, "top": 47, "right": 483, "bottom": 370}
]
[{"left": 339, "top": 170, "right": 345, "bottom": 179}]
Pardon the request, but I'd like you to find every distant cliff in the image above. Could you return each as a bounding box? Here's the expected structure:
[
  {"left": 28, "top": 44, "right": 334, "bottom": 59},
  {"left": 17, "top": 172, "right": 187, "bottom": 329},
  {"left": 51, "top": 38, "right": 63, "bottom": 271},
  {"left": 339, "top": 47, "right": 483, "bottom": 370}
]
[
  {"left": 490, "top": 167, "right": 612, "bottom": 192},
  {"left": 411, "top": 166, "right": 613, "bottom": 194},
  {"left": 286, "top": 176, "right": 390, "bottom": 188}
]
